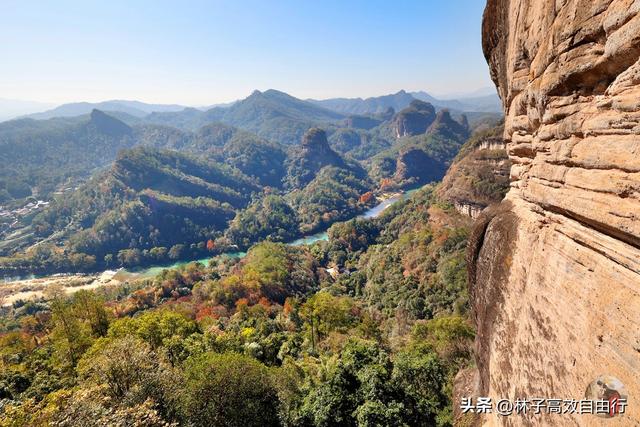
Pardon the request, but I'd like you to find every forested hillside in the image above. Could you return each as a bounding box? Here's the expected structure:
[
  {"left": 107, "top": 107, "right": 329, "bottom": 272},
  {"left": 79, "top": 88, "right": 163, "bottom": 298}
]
[
  {"left": 0, "top": 126, "right": 374, "bottom": 275},
  {"left": 147, "top": 89, "right": 346, "bottom": 144},
  {"left": 0, "top": 185, "right": 480, "bottom": 426},
  {"left": 369, "top": 110, "right": 470, "bottom": 187},
  {"left": 0, "top": 90, "right": 497, "bottom": 208},
  {"left": 0, "top": 1, "right": 541, "bottom": 425},
  {"left": 0, "top": 93, "right": 492, "bottom": 277},
  {"left": 0, "top": 111, "right": 136, "bottom": 203},
  {"left": 0, "top": 95, "right": 512, "bottom": 425}
]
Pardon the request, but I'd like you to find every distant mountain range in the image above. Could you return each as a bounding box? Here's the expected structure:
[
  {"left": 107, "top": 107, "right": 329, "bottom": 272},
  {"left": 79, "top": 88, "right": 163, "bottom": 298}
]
[
  {"left": 308, "top": 90, "right": 502, "bottom": 115},
  {"left": 410, "top": 91, "right": 502, "bottom": 113},
  {"left": 308, "top": 90, "right": 502, "bottom": 114},
  {"left": 1, "top": 88, "right": 502, "bottom": 126},
  {"left": 24, "top": 100, "right": 188, "bottom": 120},
  {"left": 0, "top": 83, "right": 501, "bottom": 273},
  {"left": 307, "top": 91, "right": 416, "bottom": 115},
  {"left": 0, "top": 88, "right": 502, "bottom": 206},
  {"left": 145, "top": 89, "right": 346, "bottom": 144}
]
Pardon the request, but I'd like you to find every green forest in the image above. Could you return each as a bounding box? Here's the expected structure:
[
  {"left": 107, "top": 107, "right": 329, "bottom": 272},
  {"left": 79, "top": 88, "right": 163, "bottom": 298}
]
[
  {"left": 0, "top": 96, "right": 479, "bottom": 276},
  {"left": 0, "top": 86, "right": 506, "bottom": 426},
  {"left": 0, "top": 187, "right": 477, "bottom": 427}
]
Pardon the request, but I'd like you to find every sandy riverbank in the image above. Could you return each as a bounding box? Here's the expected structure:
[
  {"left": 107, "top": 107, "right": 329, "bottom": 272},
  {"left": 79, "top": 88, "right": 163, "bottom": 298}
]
[{"left": 0, "top": 270, "right": 122, "bottom": 307}]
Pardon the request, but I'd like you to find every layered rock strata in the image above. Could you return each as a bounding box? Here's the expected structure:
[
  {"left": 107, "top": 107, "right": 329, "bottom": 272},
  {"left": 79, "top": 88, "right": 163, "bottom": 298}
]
[{"left": 472, "top": 1, "right": 640, "bottom": 425}]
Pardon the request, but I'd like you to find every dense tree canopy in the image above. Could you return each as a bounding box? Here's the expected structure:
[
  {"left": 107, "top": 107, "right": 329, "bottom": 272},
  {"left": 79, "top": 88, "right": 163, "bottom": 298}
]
[{"left": 0, "top": 184, "right": 477, "bottom": 426}]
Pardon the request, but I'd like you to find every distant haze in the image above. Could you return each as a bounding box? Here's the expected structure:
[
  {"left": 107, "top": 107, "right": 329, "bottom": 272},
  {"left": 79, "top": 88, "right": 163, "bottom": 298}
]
[
  {"left": 0, "top": 99, "right": 56, "bottom": 121},
  {"left": 2, "top": 1, "right": 492, "bottom": 106},
  {"left": 0, "top": 87, "right": 502, "bottom": 123}
]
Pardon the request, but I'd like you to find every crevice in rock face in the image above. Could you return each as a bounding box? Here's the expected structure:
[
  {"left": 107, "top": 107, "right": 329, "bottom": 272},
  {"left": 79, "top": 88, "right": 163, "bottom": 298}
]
[
  {"left": 546, "top": 158, "right": 640, "bottom": 174},
  {"left": 542, "top": 203, "right": 640, "bottom": 252},
  {"left": 547, "top": 61, "right": 618, "bottom": 98}
]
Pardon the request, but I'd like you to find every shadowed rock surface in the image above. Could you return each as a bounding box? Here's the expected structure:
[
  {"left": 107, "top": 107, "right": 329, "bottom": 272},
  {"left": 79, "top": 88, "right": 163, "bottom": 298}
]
[
  {"left": 285, "top": 128, "right": 349, "bottom": 188},
  {"left": 393, "top": 147, "right": 444, "bottom": 186},
  {"left": 392, "top": 100, "right": 437, "bottom": 137},
  {"left": 470, "top": 1, "right": 640, "bottom": 425}
]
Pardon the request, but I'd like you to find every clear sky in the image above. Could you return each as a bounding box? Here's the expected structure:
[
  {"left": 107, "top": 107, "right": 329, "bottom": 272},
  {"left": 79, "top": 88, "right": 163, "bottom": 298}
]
[{"left": 1, "top": 0, "right": 492, "bottom": 105}]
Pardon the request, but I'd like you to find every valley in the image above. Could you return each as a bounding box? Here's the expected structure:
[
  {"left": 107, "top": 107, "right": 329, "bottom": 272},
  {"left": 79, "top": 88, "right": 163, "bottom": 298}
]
[
  {"left": 2, "top": 1, "right": 637, "bottom": 425},
  {"left": 0, "top": 189, "right": 413, "bottom": 305},
  {"left": 0, "top": 89, "right": 498, "bottom": 280},
  {"left": 0, "top": 82, "right": 508, "bottom": 425}
]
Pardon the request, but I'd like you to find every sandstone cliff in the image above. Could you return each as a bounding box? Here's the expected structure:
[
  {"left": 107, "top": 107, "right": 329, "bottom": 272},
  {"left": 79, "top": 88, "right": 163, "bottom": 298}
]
[
  {"left": 470, "top": 1, "right": 640, "bottom": 425},
  {"left": 392, "top": 100, "right": 437, "bottom": 137},
  {"left": 437, "top": 124, "right": 510, "bottom": 218}
]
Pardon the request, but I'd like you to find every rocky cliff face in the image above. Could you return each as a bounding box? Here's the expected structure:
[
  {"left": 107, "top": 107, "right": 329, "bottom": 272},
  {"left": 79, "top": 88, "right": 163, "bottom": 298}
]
[
  {"left": 427, "top": 110, "right": 470, "bottom": 142},
  {"left": 471, "top": 1, "right": 640, "bottom": 425},
  {"left": 392, "top": 100, "right": 436, "bottom": 137},
  {"left": 393, "top": 147, "right": 444, "bottom": 186},
  {"left": 438, "top": 125, "right": 510, "bottom": 219},
  {"left": 285, "top": 128, "right": 349, "bottom": 188}
]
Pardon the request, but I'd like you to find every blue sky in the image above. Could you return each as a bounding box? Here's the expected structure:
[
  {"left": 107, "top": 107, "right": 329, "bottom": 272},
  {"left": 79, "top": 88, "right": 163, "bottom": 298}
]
[{"left": 1, "top": 0, "right": 492, "bottom": 105}]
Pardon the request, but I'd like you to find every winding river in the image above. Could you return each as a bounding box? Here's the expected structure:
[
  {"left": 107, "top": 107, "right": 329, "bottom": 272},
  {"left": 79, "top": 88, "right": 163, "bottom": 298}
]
[
  {"left": 3, "top": 189, "right": 417, "bottom": 284},
  {"left": 116, "top": 189, "right": 417, "bottom": 281}
]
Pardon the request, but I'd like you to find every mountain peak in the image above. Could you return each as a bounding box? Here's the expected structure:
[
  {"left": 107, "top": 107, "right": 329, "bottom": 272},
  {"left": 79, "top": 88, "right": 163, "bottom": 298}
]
[
  {"left": 392, "top": 101, "right": 436, "bottom": 137},
  {"left": 408, "top": 99, "right": 435, "bottom": 112},
  {"left": 285, "top": 127, "right": 348, "bottom": 188},
  {"left": 427, "top": 109, "right": 470, "bottom": 141},
  {"left": 263, "top": 89, "right": 287, "bottom": 96},
  {"left": 301, "top": 128, "right": 329, "bottom": 149},
  {"left": 88, "top": 109, "right": 132, "bottom": 137}
]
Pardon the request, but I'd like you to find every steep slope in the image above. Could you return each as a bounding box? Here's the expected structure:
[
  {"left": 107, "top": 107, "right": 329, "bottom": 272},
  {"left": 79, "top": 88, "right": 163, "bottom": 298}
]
[
  {"left": 437, "top": 124, "right": 510, "bottom": 218},
  {"left": 284, "top": 128, "right": 349, "bottom": 188},
  {"left": 391, "top": 100, "right": 437, "bottom": 137},
  {"left": 285, "top": 128, "right": 373, "bottom": 232},
  {"left": 215, "top": 131, "right": 287, "bottom": 188},
  {"left": 370, "top": 110, "right": 471, "bottom": 187},
  {"left": 468, "top": 1, "right": 640, "bottom": 425}
]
